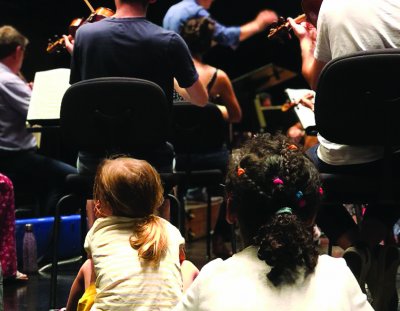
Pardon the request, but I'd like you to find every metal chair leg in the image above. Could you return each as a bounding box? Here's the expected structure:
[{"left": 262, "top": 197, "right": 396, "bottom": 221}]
[
  {"left": 80, "top": 198, "right": 87, "bottom": 262},
  {"left": 49, "top": 194, "right": 70, "bottom": 310},
  {"left": 206, "top": 187, "right": 212, "bottom": 261},
  {"left": 230, "top": 224, "right": 237, "bottom": 254}
]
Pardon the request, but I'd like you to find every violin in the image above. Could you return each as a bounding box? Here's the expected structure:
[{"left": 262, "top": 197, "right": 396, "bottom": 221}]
[
  {"left": 268, "top": 0, "right": 322, "bottom": 40},
  {"left": 46, "top": 7, "right": 114, "bottom": 54},
  {"left": 281, "top": 101, "right": 298, "bottom": 112}
]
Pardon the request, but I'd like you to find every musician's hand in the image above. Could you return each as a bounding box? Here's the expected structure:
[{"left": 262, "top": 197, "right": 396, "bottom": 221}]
[
  {"left": 62, "top": 35, "right": 74, "bottom": 55},
  {"left": 298, "top": 93, "right": 315, "bottom": 111},
  {"left": 256, "top": 10, "right": 278, "bottom": 30},
  {"left": 287, "top": 18, "right": 316, "bottom": 42},
  {"left": 287, "top": 122, "right": 305, "bottom": 144}
]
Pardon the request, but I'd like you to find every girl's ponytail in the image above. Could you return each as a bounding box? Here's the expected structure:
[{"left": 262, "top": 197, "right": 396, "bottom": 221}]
[
  {"left": 255, "top": 210, "right": 318, "bottom": 286},
  {"left": 130, "top": 214, "right": 168, "bottom": 265}
]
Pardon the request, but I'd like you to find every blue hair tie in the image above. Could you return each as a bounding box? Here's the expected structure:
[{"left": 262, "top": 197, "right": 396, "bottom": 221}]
[
  {"left": 275, "top": 207, "right": 292, "bottom": 215},
  {"left": 296, "top": 191, "right": 303, "bottom": 199}
]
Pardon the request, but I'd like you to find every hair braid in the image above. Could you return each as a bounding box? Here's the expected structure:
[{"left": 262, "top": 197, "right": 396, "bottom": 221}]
[{"left": 226, "top": 133, "right": 321, "bottom": 287}]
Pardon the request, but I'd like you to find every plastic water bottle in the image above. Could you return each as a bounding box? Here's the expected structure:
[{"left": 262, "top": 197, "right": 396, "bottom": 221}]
[{"left": 22, "top": 223, "right": 38, "bottom": 274}]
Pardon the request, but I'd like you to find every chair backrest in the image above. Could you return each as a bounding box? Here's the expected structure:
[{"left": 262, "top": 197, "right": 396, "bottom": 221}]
[
  {"left": 60, "top": 77, "right": 169, "bottom": 153},
  {"left": 171, "top": 101, "right": 227, "bottom": 154},
  {"left": 315, "top": 48, "right": 400, "bottom": 146}
]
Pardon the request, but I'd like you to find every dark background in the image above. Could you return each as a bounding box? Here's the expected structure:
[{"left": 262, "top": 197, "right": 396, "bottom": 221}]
[{"left": 0, "top": 0, "right": 309, "bottom": 131}]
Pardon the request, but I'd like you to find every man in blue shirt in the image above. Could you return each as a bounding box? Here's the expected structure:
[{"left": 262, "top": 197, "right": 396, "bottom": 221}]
[{"left": 163, "top": 0, "right": 277, "bottom": 50}]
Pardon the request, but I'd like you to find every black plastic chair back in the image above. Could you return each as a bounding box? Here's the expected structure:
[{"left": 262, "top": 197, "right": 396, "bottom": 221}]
[
  {"left": 315, "top": 49, "right": 400, "bottom": 203},
  {"left": 171, "top": 101, "right": 227, "bottom": 154},
  {"left": 60, "top": 77, "right": 169, "bottom": 153},
  {"left": 315, "top": 49, "right": 400, "bottom": 146}
]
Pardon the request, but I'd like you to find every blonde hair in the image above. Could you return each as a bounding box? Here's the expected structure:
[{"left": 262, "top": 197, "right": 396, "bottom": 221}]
[{"left": 94, "top": 157, "right": 167, "bottom": 265}]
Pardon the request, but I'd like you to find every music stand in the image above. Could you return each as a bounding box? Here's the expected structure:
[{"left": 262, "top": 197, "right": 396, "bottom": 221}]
[
  {"left": 232, "top": 63, "right": 297, "bottom": 92},
  {"left": 232, "top": 63, "right": 297, "bottom": 132}
]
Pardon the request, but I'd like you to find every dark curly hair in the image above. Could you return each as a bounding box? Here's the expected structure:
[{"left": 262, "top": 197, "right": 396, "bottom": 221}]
[
  {"left": 225, "top": 133, "right": 321, "bottom": 287},
  {"left": 180, "top": 17, "right": 216, "bottom": 56}
]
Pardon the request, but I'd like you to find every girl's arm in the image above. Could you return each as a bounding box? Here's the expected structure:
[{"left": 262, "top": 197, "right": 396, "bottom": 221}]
[{"left": 179, "top": 244, "right": 199, "bottom": 292}]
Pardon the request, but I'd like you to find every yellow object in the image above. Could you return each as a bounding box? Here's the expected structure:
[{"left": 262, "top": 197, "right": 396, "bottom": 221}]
[{"left": 77, "top": 283, "right": 96, "bottom": 311}]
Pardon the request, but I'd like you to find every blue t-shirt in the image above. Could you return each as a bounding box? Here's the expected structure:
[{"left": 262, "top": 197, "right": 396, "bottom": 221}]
[
  {"left": 163, "top": 0, "right": 241, "bottom": 49},
  {"left": 70, "top": 17, "right": 198, "bottom": 107}
]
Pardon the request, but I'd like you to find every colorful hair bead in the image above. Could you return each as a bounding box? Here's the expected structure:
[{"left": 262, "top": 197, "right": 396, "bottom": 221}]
[
  {"left": 273, "top": 177, "right": 283, "bottom": 185},
  {"left": 237, "top": 167, "right": 245, "bottom": 176},
  {"left": 295, "top": 191, "right": 303, "bottom": 199},
  {"left": 275, "top": 207, "right": 292, "bottom": 215}
]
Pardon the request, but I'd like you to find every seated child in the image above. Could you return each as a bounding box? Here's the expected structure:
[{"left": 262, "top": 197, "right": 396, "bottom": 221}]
[
  {"left": 174, "top": 133, "right": 373, "bottom": 311},
  {"left": 65, "top": 157, "right": 198, "bottom": 311}
]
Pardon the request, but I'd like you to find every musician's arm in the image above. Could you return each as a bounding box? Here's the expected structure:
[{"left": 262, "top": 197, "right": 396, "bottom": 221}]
[
  {"left": 288, "top": 18, "right": 326, "bottom": 90},
  {"left": 63, "top": 35, "right": 74, "bottom": 55},
  {"left": 185, "top": 79, "right": 208, "bottom": 107},
  {"left": 239, "top": 10, "right": 278, "bottom": 42},
  {"left": 213, "top": 70, "right": 242, "bottom": 123},
  {"left": 300, "top": 47, "right": 326, "bottom": 91}
]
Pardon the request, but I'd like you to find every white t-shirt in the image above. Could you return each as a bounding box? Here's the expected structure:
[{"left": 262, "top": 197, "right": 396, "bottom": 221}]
[
  {"left": 314, "top": 0, "right": 400, "bottom": 165},
  {"left": 85, "top": 216, "right": 185, "bottom": 311},
  {"left": 174, "top": 246, "right": 373, "bottom": 311}
]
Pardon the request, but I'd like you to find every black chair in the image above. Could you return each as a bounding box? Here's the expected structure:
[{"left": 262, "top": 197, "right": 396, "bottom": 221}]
[
  {"left": 49, "top": 77, "right": 181, "bottom": 309},
  {"left": 314, "top": 49, "right": 400, "bottom": 255},
  {"left": 171, "top": 101, "right": 229, "bottom": 259}
]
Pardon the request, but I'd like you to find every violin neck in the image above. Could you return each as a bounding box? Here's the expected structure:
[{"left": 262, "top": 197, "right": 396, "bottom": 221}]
[{"left": 294, "top": 14, "right": 307, "bottom": 24}]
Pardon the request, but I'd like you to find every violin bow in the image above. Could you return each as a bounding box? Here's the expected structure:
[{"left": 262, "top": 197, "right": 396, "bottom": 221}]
[{"left": 83, "top": 0, "right": 95, "bottom": 13}]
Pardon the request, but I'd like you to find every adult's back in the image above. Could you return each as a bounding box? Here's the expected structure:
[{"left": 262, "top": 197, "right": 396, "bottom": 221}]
[
  {"left": 315, "top": 0, "right": 400, "bottom": 62},
  {"left": 70, "top": 17, "right": 198, "bottom": 108}
]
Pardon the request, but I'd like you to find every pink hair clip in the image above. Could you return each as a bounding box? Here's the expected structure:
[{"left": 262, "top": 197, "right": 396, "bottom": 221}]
[
  {"left": 319, "top": 187, "right": 324, "bottom": 195},
  {"left": 273, "top": 177, "right": 283, "bottom": 185}
]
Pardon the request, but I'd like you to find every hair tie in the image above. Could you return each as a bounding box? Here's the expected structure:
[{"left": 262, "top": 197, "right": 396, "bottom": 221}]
[
  {"left": 295, "top": 191, "right": 303, "bottom": 199},
  {"left": 273, "top": 177, "right": 283, "bottom": 185},
  {"left": 288, "top": 144, "right": 298, "bottom": 150},
  {"left": 275, "top": 207, "right": 292, "bottom": 215},
  {"left": 237, "top": 167, "right": 245, "bottom": 176}
]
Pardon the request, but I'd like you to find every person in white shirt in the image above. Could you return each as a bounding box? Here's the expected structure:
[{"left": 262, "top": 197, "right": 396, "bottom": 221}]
[
  {"left": 174, "top": 133, "right": 372, "bottom": 311},
  {"left": 288, "top": 2, "right": 400, "bottom": 308}
]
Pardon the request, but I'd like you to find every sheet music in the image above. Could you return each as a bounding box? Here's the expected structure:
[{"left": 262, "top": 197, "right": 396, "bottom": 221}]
[
  {"left": 285, "top": 88, "right": 316, "bottom": 130},
  {"left": 27, "top": 68, "right": 70, "bottom": 122}
]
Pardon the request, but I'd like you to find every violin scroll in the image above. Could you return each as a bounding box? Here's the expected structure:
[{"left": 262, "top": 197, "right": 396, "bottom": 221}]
[{"left": 268, "top": 14, "right": 306, "bottom": 40}]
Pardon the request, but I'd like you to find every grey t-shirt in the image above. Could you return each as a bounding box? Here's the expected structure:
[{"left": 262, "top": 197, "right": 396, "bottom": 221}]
[{"left": 314, "top": 0, "right": 400, "bottom": 165}]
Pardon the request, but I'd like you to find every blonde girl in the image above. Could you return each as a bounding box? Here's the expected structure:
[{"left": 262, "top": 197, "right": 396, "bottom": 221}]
[{"left": 66, "top": 157, "right": 198, "bottom": 311}]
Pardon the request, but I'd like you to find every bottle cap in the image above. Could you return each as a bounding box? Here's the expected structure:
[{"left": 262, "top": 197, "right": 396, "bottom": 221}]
[{"left": 25, "top": 223, "right": 33, "bottom": 232}]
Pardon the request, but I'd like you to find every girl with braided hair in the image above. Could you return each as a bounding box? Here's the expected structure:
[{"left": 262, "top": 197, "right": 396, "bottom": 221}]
[{"left": 174, "top": 133, "right": 372, "bottom": 311}]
